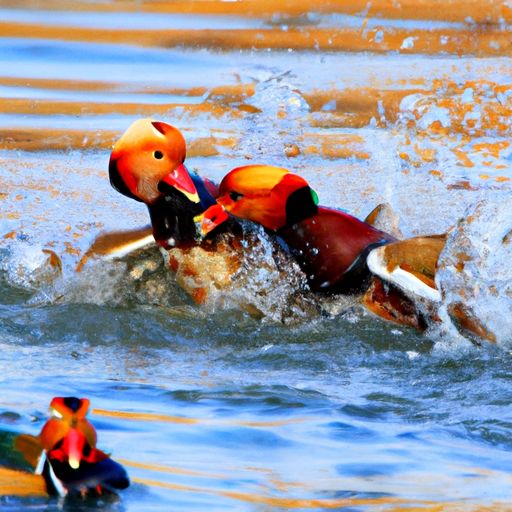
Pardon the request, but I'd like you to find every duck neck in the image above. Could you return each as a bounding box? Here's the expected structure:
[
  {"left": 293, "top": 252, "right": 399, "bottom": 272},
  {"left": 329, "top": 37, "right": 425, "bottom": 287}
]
[
  {"left": 148, "top": 173, "right": 219, "bottom": 248},
  {"left": 283, "top": 185, "right": 319, "bottom": 227}
]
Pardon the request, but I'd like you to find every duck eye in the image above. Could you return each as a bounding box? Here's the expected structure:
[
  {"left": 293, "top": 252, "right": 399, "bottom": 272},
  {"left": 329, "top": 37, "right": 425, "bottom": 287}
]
[
  {"left": 229, "top": 191, "right": 244, "bottom": 201},
  {"left": 153, "top": 150, "right": 164, "bottom": 160}
]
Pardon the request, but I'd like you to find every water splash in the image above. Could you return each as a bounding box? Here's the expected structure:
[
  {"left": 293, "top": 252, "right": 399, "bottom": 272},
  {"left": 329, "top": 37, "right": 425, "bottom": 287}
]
[
  {"left": 212, "top": 225, "right": 319, "bottom": 323},
  {"left": 234, "top": 72, "right": 310, "bottom": 162},
  {"left": 397, "top": 80, "right": 512, "bottom": 187},
  {"left": 436, "top": 198, "right": 512, "bottom": 346},
  {"left": 0, "top": 240, "right": 62, "bottom": 295}
]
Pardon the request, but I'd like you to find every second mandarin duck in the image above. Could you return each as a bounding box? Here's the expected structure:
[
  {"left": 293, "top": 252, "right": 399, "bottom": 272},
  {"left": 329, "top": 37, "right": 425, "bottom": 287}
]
[
  {"left": 198, "top": 164, "right": 446, "bottom": 329},
  {"left": 15, "top": 396, "right": 129, "bottom": 497},
  {"left": 198, "top": 164, "right": 397, "bottom": 293}
]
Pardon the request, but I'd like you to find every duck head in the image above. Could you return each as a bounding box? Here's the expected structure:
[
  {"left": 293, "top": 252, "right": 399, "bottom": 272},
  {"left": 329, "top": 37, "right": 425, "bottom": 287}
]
[
  {"left": 39, "top": 397, "right": 97, "bottom": 470},
  {"left": 109, "top": 119, "right": 220, "bottom": 246},
  {"left": 109, "top": 118, "right": 199, "bottom": 205},
  {"left": 197, "top": 165, "right": 318, "bottom": 236}
]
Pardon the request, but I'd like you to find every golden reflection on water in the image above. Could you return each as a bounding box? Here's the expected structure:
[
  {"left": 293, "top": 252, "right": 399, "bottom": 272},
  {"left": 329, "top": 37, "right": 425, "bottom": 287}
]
[
  {"left": 1, "top": 0, "right": 510, "bottom": 23},
  {"left": 1, "top": 0, "right": 511, "bottom": 508},
  {"left": 132, "top": 475, "right": 418, "bottom": 510},
  {"left": 93, "top": 407, "right": 306, "bottom": 428},
  {"left": 0, "top": 20, "right": 510, "bottom": 56},
  {"left": 0, "top": 468, "right": 46, "bottom": 497}
]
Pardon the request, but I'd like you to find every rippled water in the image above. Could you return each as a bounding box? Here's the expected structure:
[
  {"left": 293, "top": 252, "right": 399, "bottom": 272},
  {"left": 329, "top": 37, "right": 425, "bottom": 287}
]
[{"left": 1, "top": 3, "right": 512, "bottom": 511}]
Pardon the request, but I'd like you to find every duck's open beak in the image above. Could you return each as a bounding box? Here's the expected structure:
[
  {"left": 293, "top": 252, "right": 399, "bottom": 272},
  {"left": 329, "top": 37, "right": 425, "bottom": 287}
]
[
  {"left": 194, "top": 204, "right": 229, "bottom": 238},
  {"left": 159, "top": 163, "right": 200, "bottom": 204}
]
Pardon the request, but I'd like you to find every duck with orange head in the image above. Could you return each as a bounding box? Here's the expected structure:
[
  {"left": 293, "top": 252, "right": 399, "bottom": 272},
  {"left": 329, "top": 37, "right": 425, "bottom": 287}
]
[
  {"left": 16, "top": 396, "right": 129, "bottom": 497},
  {"left": 199, "top": 164, "right": 397, "bottom": 293},
  {"left": 199, "top": 164, "right": 446, "bottom": 329},
  {"left": 108, "top": 118, "right": 226, "bottom": 248},
  {"left": 106, "top": 119, "right": 260, "bottom": 306}
]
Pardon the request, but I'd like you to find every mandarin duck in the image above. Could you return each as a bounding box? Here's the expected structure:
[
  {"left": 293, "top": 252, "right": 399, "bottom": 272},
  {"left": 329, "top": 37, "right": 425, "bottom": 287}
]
[
  {"left": 101, "top": 119, "right": 444, "bottom": 327},
  {"left": 104, "top": 119, "right": 307, "bottom": 313},
  {"left": 108, "top": 118, "right": 222, "bottom": 247},
  {"left": 198, "top": 164, "right": 447, "bottom": 329},
  {"left": 106, "top": 118, "right": 246, "bottom": 304},
  {"left": 15, "top": 397, "right": 129, "bottom": 497}
]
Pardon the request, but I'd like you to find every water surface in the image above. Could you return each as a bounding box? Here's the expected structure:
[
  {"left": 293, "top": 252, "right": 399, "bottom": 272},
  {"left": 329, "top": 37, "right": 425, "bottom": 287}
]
[{"left": 0, "top": 2, "right": 511, "bottom": 510}]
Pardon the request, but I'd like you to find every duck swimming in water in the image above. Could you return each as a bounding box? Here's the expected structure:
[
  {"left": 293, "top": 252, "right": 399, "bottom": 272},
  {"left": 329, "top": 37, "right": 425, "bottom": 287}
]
[
  {"left": 15, "top": 397, "right": 129, "bottom": 497},
  {"left": 104, "top": 119, "right": 447, "bottom": 328},
  {"left": 198, "top": 164, "right": 447, "bottom": 329},
  {"left": 108, "top": 118, "right": 225, "bottom": 248},
  {"left": 197, "top": 165, "right": 397, "bottom": 293},
  {"left": 106, "top": 118, "right": 275, "bottom": 307}
]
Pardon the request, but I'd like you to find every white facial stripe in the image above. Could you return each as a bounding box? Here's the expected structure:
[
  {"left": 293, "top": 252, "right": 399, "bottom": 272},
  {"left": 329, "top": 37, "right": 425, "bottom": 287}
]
[
  {"left": 50, "top": 408, "right": 63, "bottom": 419},
  {"left": 150, "top": 124, "right": 167, "bottom": 139}
]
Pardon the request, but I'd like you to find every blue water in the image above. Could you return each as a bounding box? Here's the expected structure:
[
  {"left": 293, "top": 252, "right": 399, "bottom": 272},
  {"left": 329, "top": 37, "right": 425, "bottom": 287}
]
[
  {"left": 2, "top": 280, "right": 512, "bottom": 510},
  {"left": 0, "top": 4, "right": 511, "bottom": 511}
]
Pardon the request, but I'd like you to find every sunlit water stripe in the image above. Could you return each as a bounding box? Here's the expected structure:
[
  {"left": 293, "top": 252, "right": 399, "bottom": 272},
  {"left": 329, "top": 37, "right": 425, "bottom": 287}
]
[
  {"left": 0, "top": 468, "right": 47, "bottom": 497},
  {"left": 0, "top": 124, "right": 371, "bottom": 163},
  {"left": 0, "top": 9, "right": 266, "bottom": 30},
  {"left": 93, "top": 407, "right": 307, "bottom": 428},
  {"left": 0, "top": 85, "right": 206, "bottom": 104},
  {"left": 0, "top": 100, "right": 241, "bottom": 120},
  {"left": 0, "top": 21, "right": 509, "bottom": 56},
  {"left": 4, "top": 0, "right": 511, "bottom": 24},
  {"left": 0, "top": 76, "right": 255, "bottom": 102},
  {"left": 0, "top": 115, "right": 380, "bottom": 134},
  {"left": 312, "top": 12, "right": 472, "bottom": 30},
  {"left": 0, "top": 8, "right": 471, "bottom": 31},
  {"left": 0, "top": 38, "right": 510, "bottom": 92}
]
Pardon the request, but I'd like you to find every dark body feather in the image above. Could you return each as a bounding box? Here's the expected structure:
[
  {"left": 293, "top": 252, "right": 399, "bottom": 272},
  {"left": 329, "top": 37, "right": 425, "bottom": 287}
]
[{"left": 279, "top": 207, "right": 396, "bottom": 293}]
